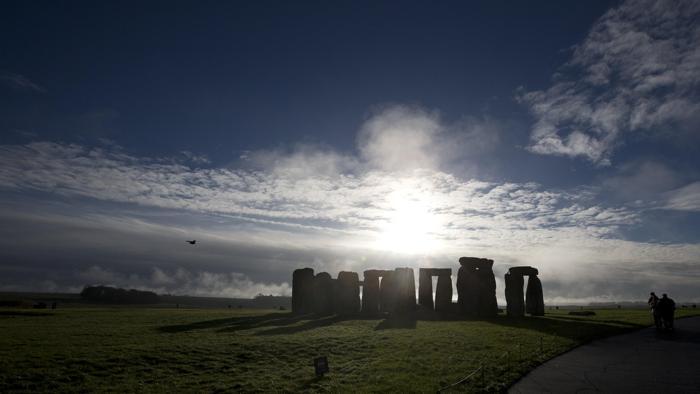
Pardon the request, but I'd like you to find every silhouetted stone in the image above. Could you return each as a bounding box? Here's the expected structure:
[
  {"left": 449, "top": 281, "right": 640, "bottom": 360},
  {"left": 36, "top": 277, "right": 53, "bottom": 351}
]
[
  {"left": 434, "top": 272, "right": 453, "bottom": 312},
  {"left": 335, "top": 271, "right": 360, "bottom": 314},
  {"left": 457, "top": 265, "right": 478, "bottom": 315},
  {"left": 379, "top": 271, "right": 395, "bottom": 313},
  {"left": 313, "top": 272, "right": 335, "bottom": 315},
  {"left": 292, "top": 267, "right": 315, "bottom": 314},
  {"left": 362, "top": 270, "right": 382, "bottom": 315},
  {"left": 508, "top": 266, "right": 539, "bottom": 276},
  {"left": 392, "top": 267, "right": 416, "bottom": 313},
  {"left": 457, "top": 257, "right": 497, "bottom": 317},
  {"left": 505, "top": 272, "right": 525, "bottom": 317},
  {"left": 459, "top": 257, "right": 493, "bottom": 270},
  {"left": 478, "top": 265, "right": 498, "bottom": 317},
  {"left": 525, "top": 275, "right": 545, "bottom": 316},
  {"left": 418, "top": 268, "right": 434, "bottom": 310}
]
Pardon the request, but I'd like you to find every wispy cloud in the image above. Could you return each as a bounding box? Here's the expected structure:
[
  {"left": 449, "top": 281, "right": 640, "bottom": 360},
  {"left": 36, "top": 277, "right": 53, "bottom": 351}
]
[
  {"left": 519, "top": 0, "right": 700, "bottom": 164},
  {"left": 663, "top": 181, "right": 700, "bottom": 212},
  {"left": 0, "top": 71, "right": 47, "bottom": 93},
  {"left": 0, "top": 104, "right": 698, "bottom": 302}
]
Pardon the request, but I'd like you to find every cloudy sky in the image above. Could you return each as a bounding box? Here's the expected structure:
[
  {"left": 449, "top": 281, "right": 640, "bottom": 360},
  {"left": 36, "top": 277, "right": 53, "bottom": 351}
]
[{"left": 1, "top": 0, "right": 699, "bottom": 303}]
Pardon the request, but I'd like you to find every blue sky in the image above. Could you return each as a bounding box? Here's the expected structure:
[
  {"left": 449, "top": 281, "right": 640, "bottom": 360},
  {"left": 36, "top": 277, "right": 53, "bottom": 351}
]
[{"left": 1, "top": 0, "right": 699, "bottom": 302}]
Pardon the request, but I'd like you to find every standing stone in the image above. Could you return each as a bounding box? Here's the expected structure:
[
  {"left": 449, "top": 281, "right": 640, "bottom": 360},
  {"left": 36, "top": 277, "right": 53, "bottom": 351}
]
[
  {"left": 509, "top": 266, "right": 539, "bottom": 277},
  {"left": 457, "top": 266, "right": 477, "bottom": 315},
  {"left": 292, "top": 267, "right": 315, "bottom": 314},
  {"left": 457, "top": 257, "right": 497, "bottom": 317},
  {"left": 477, "top": 263, "right": 498, "bottom": 317},
  {"left": 434, "top": 272, "right": 453, "bottom": 312},
  {"left": 392, "top": 267, "right": 416, "bottom": 313},
  {"left": 505, "top": 272, "right": 525, "bottom": 317},
  {"left": 313, "top": 272, "right": 335, "bottom": 315},
  {"left": 418, "top": 268, "right": 434, "bottom": 310},
  {"left": 362, "top": 270, "right": 381, "bottom": 315},
  {"left": 525, "top": 275, "right": 545, "bottom": 316},
  {"left": 379, "top": 271, "right": 396, "bottom": 313},
  {"left": 335, "top": 271, "right": 360, "bottom": 314}
]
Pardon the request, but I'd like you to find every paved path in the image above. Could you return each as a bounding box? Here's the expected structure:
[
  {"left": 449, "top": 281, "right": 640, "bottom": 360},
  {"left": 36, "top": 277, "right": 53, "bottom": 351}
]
[{"left": 509, "top": 316, "right": 700, "bottom": 393}]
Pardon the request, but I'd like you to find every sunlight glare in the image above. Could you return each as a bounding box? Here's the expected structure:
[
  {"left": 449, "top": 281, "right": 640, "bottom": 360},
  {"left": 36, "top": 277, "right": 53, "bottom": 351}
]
[{"left": 376, "top": 187, "right": 443, "bottom": 254}]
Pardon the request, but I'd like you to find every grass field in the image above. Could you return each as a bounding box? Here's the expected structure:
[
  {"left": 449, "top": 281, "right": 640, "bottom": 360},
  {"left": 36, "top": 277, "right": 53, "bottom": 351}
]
[{"left": 2, "top": 307, "right": 699, "bottom": 392}]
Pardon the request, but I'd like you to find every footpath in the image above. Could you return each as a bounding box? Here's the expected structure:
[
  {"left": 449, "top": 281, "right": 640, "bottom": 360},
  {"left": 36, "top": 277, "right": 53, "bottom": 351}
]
[{"left": 509, "top": 316, "right": 700, "bottom": 393}]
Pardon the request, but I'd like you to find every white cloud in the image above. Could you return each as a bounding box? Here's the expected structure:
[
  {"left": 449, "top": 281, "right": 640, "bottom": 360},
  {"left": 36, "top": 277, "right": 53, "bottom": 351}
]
[
  {"left": 663, "top": 181, "right": 700, "bottom": 211},
  {"left": 357, "top": 104, "right": 500, "bottom": 173},
  {"left": 602, "top": 160, "right": 683, "bottom": 202},
  {"left": 0, "top": 104, "right": 698, "bottom": 302},
  {"left": 519, "top": 0, "right": 700, "bottom": 164}
]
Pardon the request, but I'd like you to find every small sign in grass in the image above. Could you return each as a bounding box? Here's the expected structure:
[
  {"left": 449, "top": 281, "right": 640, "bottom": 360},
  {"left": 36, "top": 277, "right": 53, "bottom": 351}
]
[{"left": 314, "top": 356, "right": 329, "bottom": 377}]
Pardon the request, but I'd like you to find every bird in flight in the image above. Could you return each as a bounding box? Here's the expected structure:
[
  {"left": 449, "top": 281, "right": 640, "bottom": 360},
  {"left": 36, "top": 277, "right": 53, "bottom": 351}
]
[{"left": 186, "top": 240, "right": 196, "bottom": 245}]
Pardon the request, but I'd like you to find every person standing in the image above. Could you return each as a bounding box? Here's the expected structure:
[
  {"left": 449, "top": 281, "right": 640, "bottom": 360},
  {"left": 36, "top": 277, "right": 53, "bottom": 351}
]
[
  {"left": 657, "top": 293, "right": 676, "bottom": 331},
  {"left": 648, "top": 292, "right": 661, "bottom": 330}
]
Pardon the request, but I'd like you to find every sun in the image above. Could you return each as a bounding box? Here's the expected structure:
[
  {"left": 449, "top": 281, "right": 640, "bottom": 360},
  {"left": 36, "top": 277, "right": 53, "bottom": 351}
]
[{"left": 375, "top": 189, "right": 443, "bottom": 254}]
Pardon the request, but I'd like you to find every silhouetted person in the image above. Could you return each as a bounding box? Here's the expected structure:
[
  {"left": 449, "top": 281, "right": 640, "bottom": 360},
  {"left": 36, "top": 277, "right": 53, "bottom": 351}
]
[
  {"left": 186, "top": 240, "right": 196, "bottom": 245},
  {"left": 648, "top": 292, "right": 661, "bottom": 329},
  {"left": 657, "top": 293, "right": 676, "bottom": 331}
]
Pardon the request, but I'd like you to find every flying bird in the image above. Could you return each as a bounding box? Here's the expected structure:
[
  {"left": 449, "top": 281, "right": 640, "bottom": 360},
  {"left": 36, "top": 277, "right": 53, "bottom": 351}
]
[{"left": 186, "top": 240, "right": 196, "bottom": 245}]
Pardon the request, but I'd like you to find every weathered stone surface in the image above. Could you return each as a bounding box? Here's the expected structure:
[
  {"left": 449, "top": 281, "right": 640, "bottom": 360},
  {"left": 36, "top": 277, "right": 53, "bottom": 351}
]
[
  {"left": 457, "top": 257, "right": 497, "bottom": 317},
  {"left": 313, "top": 272, "right": 334, "bottom": 315},
  {"left": 434, "top": 273, "right": 453, "bottom": 312},
  {"left": 418, "top": 268, "right": 434, "bottom": 310},
  {"left": 509, "top": 266, "right": 539, "bottom": 276},
  {"left": 525, "top": 275, "right": 545, "bottom": 316},
  {"left": 505, "top": 272, "right": 525, "bottom": 317},
  {"left": 292, "top": 267, "right": 315, "bottom": 314},
  {"left": 335, "top": 271, "right": 360, "bottom": 314},
  {"left": 362, "top": 270, "right": 381, "bottom": 315},
  {"left": 393, "top": 267, "right": 416, "bottom": 313}
]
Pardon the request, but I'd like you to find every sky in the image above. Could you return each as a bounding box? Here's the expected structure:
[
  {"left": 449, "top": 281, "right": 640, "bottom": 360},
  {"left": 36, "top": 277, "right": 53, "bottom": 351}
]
[{"left": 1, "top": 0, "right": 699, "bottom": 303}]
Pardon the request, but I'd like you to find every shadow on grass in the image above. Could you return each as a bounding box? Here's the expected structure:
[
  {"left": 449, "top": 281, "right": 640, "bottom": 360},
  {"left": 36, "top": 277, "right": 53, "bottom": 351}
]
[
  {"left": 157, "top": 310, "right": 649, "bottom": 339},
  {"left": 158, "top": 312, "right": 311, "bottom": 333},
  {"left": 543, "top": 314, "right": 646, "bottom": 327},
  {"left": 0, "top": 310, "right": 53, "bottom": 317},
  {"left": 253, "top": 314, "right": 349, "bottom": 335},
  {"left": 374, "top": 315, "right": 417, "bottom": 330}
]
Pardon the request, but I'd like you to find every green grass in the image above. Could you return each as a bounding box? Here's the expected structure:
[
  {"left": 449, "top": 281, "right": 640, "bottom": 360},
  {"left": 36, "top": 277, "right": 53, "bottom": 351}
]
[{"left": 1, "top": 307, "right": 699, "bottom": 392}]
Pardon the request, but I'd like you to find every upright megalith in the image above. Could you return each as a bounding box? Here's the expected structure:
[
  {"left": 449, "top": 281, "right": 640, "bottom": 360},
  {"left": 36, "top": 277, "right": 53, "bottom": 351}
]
[
  {"left": 434, "top": 270, "right": 453, "bottom": 312},
  {"left": 335, "top": 271, "right": 360, "bottom": 314},
  {"left": 419, "top": 268, "right": 453, "bottom": 312},
  {"left": 506, "top": 266, "right": 544, "bottom": 317},
  {"left": 525, "top": 275, "right": 545, "bottom": 316},
  {"left": 313, "top": 272, "right": 335, "bottom": 315},
  {"left": 504, "top": 272, "right": 525, "bottom": 317},
  {"left": 457, "top": 257, "right": 498, "bottom": 317},
  {"left": 379, "top": 271, "right": 395, "bottom": 313},
  {"left": 418, "top": 268, "right": 434, "bottom": 310},
  {"left": 292, "top": 267, "right": 315, "bottom": 314},
  {"left": 392, "top": 267, "right": 416, "bottom": 313},
  {"left": 362, "top": 270, "right": 382, "bottom": 315}
]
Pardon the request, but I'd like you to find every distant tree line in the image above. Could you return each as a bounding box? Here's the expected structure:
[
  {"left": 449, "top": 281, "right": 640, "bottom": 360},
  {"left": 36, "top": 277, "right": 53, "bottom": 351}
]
[{"left": 80, "top": 285, "right": 159, "bottom": 304}]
